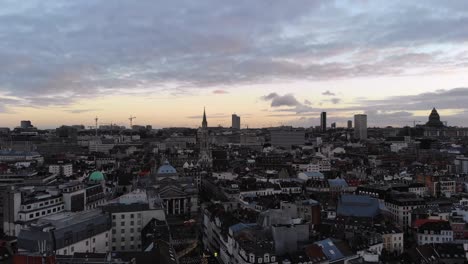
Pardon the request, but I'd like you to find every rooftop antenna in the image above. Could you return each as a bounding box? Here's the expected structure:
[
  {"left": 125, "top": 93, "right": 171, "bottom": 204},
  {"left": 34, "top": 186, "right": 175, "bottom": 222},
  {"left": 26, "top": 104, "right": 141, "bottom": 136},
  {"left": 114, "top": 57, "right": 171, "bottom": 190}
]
[{"left": 129, "top": 116, "right": 136, "bottom": 128}]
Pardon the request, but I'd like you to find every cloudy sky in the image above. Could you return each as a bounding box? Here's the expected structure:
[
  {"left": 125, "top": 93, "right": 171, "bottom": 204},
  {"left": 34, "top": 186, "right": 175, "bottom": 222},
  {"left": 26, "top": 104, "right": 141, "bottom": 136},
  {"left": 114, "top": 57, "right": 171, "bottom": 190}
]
[{"left": 1, "top": 0, "right": 468, "bottom": 128}]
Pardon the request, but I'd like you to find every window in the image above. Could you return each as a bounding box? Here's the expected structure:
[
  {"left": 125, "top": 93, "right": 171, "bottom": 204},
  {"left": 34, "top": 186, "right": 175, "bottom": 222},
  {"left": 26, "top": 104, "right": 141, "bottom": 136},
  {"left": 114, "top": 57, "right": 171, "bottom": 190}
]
[
  {"left": 121, "top": 237, "right": 125, "bottom": 242},
  {"left": 93, "top": 238, "right": 96, "bottom": 243},
  {"left": 130, "top": 214, "right": 134, "bottom": 218},
  {"left": 121, "top": 246, "right": 125, "bottom": 250},
  {"left": 112, "top": 215, "right": 116, "bottom": 220},
  {"left": 29, "top": 214, "right": 33, "bottom": 218},
  {"left": 121, "top": 222, "right": 125, "bottom": 226},
  {"left": 130, "top": 221, "right": 134, "bottom": 225},
  {"left": 86, "top": 241, "right": 89, "bottom": 246},
  {"left": 35, "top": 212, "right": 40, "bottom": 217},
  {"left": 112, "top": 238, "right": 116, "bottom": 242},
  {"left": 130, "top": 245, "right": 134, "bottom": 249},
  {"left": 121, "top": 229, "right": 125, "bottom": 233},
  {"left": 121, "top": 214, "right": 125, "bottom": 219},
  {"left": 130, "top": 237, "right": 134, "bottom": 241},
  {"left": 112, "top": 247, "right": 116, "bottom": 251},
  {"left": 71, "top": 246, "right": 74, "bottom": 252},
  {"left": 112, "top": 229, "right": 116, "bottom": 234}
]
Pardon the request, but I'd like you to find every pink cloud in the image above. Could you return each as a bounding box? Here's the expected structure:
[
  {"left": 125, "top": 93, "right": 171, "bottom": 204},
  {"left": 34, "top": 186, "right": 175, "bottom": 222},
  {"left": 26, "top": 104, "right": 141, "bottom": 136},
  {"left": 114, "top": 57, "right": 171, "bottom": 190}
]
[{"left": 213, "top": 89, "right": 229, "bottom": 94}]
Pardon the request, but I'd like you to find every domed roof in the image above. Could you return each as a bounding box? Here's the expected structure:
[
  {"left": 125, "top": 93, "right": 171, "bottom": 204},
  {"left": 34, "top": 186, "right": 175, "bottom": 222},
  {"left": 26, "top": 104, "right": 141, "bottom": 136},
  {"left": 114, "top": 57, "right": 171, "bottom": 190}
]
[
  {"left": 157, "top": 160, "right": 177, "bottom": 174},
  {"left": 89, "top": 171, "right": 105, "bottom": 181},
  {"left": 426, "top": 107, "right": 444, "bottom": 127}
]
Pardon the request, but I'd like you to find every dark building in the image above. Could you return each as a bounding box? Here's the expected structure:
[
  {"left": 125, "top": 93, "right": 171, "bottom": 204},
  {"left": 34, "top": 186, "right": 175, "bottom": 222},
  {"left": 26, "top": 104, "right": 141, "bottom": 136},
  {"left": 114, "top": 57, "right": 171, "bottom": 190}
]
[
  {"left": 425, "top": 107, "right": 444, "bottom": 127},
  {"left": 347, "top": 120, "right": 352, "bottom": 129},
  {"left": 320, "top": 112, "right": 327, "bottom": 132}
]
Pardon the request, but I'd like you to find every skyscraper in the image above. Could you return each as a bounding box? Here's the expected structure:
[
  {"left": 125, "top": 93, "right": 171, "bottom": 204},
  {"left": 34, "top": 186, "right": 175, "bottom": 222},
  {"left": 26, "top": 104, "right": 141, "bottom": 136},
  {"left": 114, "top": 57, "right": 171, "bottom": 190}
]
[
  {"left": 232, "top": 114, "right": 241, "bottom": 130},
  {"left": 354, "top": 114, "right": 367, "bottom": 140},
  {"left": 347, "top": 120, "right": 353, "bottom": 129},
  {"left": 320, "top": 112, "right": 327, "bottom": 132}
]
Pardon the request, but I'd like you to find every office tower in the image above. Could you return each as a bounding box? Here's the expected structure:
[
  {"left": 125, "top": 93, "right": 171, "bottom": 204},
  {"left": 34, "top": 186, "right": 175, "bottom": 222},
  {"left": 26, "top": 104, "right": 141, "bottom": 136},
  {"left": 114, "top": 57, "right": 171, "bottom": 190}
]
[
  {"left": 320, "top": 112, "right": 327, "bottom": 132},
  {"left": 331, "top": 122, "right": 336, "bottom": 129},
  {"left": 354, "top": 114, "right": 367, "bottom": 140},
  {"left": 347, "top": 120, "right": 353, "bottom": 129},
  {"left": 232, "top": 114, "right": 241, "bottom": 130}
]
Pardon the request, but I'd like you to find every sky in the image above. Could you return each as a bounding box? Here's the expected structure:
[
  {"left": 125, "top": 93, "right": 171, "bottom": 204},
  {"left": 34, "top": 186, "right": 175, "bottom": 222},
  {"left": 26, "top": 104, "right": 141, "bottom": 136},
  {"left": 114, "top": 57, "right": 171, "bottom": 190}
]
[{"left": 0, "top": 0, "right": 468, "bottom": 129}]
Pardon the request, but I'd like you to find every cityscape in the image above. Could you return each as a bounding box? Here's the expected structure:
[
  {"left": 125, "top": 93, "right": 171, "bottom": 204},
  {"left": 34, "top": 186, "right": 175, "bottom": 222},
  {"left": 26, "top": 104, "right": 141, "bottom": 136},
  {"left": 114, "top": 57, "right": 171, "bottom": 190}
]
[{"left": 1, "top": 1, "right": 468, "bottom": 264}]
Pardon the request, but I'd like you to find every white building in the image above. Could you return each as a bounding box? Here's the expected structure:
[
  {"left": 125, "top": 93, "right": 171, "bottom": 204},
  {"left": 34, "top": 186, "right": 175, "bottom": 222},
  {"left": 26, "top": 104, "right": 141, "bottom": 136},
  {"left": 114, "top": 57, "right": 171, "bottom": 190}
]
[
  {"left": 385, "top": 192, "right": 425, "bottom": 229},
  {"left": 376, "top": 226, "right": 404, "bottom": 254},
  {"left": 3, "top": 187, "right": 65, "bottom": 236},
  {"left": 49, "top": 163, "right": 73, "bottom": 177},
  {"left": 417, "top": 221, "right": 453, "bottom": 245},
  {"left": 103, "top": 190, "right": 166, "bottom": 252},
  {"left": 17, "top": 210, "right": 110, "bottom": 255}
]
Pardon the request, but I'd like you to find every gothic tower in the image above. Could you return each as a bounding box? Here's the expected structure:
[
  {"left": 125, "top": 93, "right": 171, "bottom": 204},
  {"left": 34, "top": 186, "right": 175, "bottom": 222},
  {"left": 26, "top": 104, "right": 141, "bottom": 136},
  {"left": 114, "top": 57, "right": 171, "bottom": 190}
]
[{"left": 197, "top": 107, "right": 212, "bottom": 167}]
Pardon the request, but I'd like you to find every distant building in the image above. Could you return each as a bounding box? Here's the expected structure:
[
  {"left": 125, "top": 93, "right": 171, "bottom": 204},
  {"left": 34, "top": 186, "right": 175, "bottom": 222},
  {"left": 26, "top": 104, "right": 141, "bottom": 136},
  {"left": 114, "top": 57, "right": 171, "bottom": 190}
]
[
  {"left": 270, "top": 128, "right": 305, "bottom": 149},
  {"left": 232, "top": 114, "right": 241, "bottom": 130},
  {"left": 20, "top": 120, "right": 33, "bottom": 129},
  {"left": 354, "top": 114, "right": 367, "bottom": 140},
  {"left": 347, "top": 120, "right": 352, "bottom": 129},
  {"left": 331, "top": 122, "right": 336, "bottom": 129},
  {"left": 320, "top": 112, "right": 327, "bottom": 132},
  {"left": 197, "top": 108, "right": 212, "bottom": 167},
  {"left": 49, "top": 163, "right": 73, "bottom": 177},
  {"left": 425, "top": 107, "right": 444, "bottom": 127}
]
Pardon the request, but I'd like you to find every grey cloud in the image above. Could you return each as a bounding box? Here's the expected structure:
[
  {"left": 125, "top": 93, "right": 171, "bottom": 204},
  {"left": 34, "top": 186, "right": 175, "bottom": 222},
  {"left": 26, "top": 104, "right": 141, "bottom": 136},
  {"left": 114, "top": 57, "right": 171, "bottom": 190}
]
[
  {"left": 0, "top": 0, "right": 468, "bottom": 110},
  {"left": 271, "top": 94, "right": 301, "bottom": 107},
  {"left": 261, "top": 93, "right": 279, "bottom": 101},
  {"left": 330, "top": 98, "right": 341, "bottom": 104},
  {"left": 322, "top": 90, "right": 335, "bottom": 96},
  {"left": 304, "top": 99, "right": 312, "bottom": 105}
]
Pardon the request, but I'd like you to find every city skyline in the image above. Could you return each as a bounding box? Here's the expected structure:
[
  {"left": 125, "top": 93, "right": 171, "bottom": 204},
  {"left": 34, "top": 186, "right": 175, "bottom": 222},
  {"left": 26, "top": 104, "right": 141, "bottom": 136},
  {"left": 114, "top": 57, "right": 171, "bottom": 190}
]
[{"left": 1, "top": 1, "right": 468, "bottom": 128}]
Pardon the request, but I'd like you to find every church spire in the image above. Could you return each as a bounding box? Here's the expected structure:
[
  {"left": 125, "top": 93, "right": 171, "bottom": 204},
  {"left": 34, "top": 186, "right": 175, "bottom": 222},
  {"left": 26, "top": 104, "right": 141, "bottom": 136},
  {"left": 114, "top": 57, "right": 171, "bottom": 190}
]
[{"left": 202, "top": 107, "right": 208, "bottom": 128}]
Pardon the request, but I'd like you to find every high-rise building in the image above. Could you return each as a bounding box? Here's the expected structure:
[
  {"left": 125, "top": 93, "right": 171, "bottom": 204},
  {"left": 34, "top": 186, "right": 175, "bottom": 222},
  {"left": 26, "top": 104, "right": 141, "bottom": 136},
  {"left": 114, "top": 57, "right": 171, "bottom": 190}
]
[
  {"left": 232, "top": 114, "right": 241, "bottom": 130},
  {"left": 320, "top": 112, "right": 327, "bottom": 132},
  {"left": 331, "top": 122, "right": 336, "bottom": 129},
  {"left": 354, "top": 114, "right": 367, "bottom": 140},
  {"left": 347, "top": 120, "right": 353, "bottom": 129}
]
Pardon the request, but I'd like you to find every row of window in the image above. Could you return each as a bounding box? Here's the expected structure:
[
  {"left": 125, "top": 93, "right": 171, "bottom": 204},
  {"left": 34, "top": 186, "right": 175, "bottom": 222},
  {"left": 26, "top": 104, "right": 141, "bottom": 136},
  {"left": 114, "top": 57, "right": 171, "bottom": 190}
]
[
  {"left": 22, "top": 198, "right": 63, "bottom": 211},
  {"left": 112, "top": 213, "right": 141, "bottom": 220},
  {"left": 19, "top": 205, "right": 64, "bottom": 220},
  {"left": 111, "top": 220, "right": 142, "bottom": 227},
  {"left": 111, "top": 244, "right": 141, "bottom": 251}
]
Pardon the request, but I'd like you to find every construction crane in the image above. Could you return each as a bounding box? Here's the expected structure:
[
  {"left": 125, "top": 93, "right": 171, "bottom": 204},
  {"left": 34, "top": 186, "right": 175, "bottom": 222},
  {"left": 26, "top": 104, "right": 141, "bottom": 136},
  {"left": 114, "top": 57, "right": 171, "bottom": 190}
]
[{"left": 129, "top": 116, "right": 136, "bottom": 128}]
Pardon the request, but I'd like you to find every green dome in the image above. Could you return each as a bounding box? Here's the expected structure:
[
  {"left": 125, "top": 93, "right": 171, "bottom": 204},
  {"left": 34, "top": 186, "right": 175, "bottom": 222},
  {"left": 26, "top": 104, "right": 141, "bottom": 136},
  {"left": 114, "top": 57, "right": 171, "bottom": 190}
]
[{"left": 89, "top": 171, "right": 105, "bottom": 181}]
